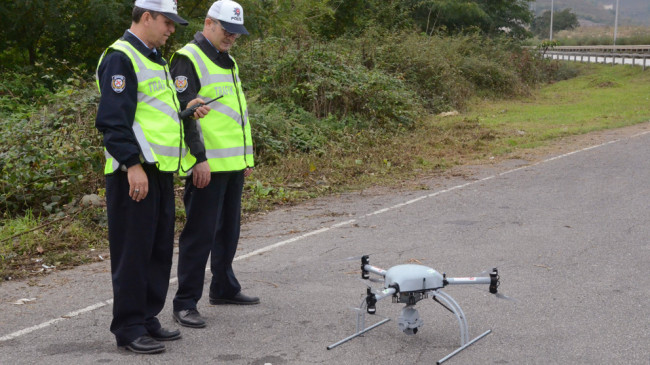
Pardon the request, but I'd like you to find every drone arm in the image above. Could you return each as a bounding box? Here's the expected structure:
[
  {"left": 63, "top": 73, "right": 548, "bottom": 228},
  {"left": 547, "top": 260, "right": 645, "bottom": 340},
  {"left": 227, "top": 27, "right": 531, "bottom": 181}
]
[
  {"left": 363, "top": 264, "right": 387, "bottom": 278},
  {"left": 446, "top": 268, "right": 500, "bottom": 294},
  {"left": 374, "top": 286, "right": 397, "bottom": 301},
  {"left": 365, "top": 286, "right": 397, "bottom": 315},
  {"left": 360, "top": 256, "right": 386, "bottom": 279},
  {"left": 445, "top": 277, "right": 491, "bottom": 286}
]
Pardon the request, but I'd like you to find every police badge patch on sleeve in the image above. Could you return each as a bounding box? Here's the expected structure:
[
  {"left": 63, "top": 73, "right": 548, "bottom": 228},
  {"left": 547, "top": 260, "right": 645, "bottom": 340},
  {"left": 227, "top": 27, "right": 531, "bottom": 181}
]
[
  {"left": 175, "top": 76, "right": 188, "bottom": 93},
  {"left": 111, "top": 75, "right": 126, "bottom": 93}
]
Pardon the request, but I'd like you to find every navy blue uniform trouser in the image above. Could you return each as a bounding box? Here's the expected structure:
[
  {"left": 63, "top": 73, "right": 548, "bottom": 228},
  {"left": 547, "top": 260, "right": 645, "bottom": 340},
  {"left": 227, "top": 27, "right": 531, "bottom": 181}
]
[
  {"left": 105, "top": 165, "right": 175, "bottom": 346},
  {"left": 173, "top": 171, "right": 244, "bottom": 311}
]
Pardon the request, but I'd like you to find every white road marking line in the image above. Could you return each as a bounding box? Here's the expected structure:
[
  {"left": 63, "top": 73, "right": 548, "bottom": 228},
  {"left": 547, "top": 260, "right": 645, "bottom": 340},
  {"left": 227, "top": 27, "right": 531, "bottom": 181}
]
[
  {"left": 2, "top": 130, "right": 649, "bottom": 342},
  {"left": 0, "top": 299, "right": 113, "bottom": 342}
]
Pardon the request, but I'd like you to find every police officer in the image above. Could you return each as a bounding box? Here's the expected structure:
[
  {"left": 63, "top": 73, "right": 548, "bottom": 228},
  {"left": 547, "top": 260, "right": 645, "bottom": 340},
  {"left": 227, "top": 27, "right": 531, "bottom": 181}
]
[
  {"left": 171, "top": 0, "right": 258, "bottom": 329},
  {"left": 95, "top": 0, "right": 208, "bottom": 354}
]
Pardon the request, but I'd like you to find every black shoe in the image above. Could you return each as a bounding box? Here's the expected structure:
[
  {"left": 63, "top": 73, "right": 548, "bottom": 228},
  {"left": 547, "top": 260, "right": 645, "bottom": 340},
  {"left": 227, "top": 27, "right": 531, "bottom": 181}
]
[
  {"left": 209, "top": 292, "right": 260, "bottom": 305},
  {"left": 149, "top": 327, "right": 181, "bottom": 341},
  {"left": 121, "top": 335, "right": 165, "bottom": 354},
  {"left": 172, "top": 309, "right": 206, "bottom": 328}
]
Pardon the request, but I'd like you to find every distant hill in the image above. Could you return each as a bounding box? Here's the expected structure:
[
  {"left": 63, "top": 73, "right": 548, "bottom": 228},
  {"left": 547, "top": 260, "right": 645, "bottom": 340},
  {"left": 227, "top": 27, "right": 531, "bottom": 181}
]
[{"left": 531, "top": 0, "right": 650, "bottom": 26}]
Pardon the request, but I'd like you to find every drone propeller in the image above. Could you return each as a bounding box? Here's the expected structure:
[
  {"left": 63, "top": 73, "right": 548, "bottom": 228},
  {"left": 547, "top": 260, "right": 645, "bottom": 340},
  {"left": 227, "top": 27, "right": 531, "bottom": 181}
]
[
  {"left": 494, "top": 292, "right": 517, "bottom": 302},
  {"left": 335, "top": 253, "right": 373, "bottom": 262},
  {"left": 356, "top": 278, "right": 379, "bottom": 289},
  {"left": 356, "top": 278, "right": 385, "bottom": 294},
  {"left": 357, "top": 277, "right": 372, "bottom": 288},
  {"left": 471, "top": 286, "right": 519, "bottom": 302},
  {"left": 468, "top": 286, "right": 517, "bottom": 302}
]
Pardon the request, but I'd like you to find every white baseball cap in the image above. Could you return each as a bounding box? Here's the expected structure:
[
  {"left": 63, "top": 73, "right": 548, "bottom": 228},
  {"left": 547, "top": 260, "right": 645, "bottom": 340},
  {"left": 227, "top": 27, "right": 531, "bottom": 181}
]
[
  {"left": 135, "top": 0, "right": 189, "bottom": 25},
  {"left": 208, "top": 0, "right": 249, "bottom": 35}
]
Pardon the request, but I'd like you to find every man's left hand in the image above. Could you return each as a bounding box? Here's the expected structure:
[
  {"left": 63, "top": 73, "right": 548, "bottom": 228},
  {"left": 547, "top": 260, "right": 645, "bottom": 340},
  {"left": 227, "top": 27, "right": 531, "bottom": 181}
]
[{"left": 192, "top": 161, "right": 211, "bottom": 188}]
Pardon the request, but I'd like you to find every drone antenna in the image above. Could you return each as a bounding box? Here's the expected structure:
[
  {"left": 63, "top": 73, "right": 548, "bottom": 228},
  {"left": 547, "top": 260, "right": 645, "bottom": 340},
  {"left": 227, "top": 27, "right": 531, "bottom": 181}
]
[{"left": 432, "top": 295, "right": 455, "bottom": 314}]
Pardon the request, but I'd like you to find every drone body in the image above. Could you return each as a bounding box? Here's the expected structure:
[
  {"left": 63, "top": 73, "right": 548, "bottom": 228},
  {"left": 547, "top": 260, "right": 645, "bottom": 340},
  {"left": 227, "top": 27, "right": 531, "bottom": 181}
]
[
  {"left": 328, "top": 255, "right": 505, "bottom": 364},
  {"left": 384, "top": 264, "right": 444, "bottom": 292}
]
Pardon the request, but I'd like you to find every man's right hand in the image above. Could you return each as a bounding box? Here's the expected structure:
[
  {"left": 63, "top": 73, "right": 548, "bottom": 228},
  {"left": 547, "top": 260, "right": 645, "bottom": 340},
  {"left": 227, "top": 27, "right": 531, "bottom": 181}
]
[
  {"left": 187, "top": 98, "right": 211, "bottom": 119},
  {"left": 127, "top": 164, "right": 149, "bottom": 202},
  {"left": 192, "top": 161, "right": 211, "bottom": 188}
]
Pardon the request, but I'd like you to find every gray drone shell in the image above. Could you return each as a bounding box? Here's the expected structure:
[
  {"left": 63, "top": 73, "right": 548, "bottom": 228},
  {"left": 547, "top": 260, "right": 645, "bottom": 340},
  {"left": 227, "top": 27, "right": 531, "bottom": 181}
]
[{"left": 384, "top": 264, "right": 444, "bottom": 292}]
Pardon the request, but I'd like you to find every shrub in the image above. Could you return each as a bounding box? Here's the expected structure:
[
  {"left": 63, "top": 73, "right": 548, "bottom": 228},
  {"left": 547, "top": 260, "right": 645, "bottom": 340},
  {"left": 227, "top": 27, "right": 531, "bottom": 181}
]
[
  {"left": 0, "top": 75, "right": 103, "bottom": 218},
  {"left": 250, "top": 103, "right": 329, "bottom": 164},
  {"left": 236, "top": 36, "right": 423, "bottom": 162},
  {"left": 238, "top": 36, "right": 422, "bottom": 129}
]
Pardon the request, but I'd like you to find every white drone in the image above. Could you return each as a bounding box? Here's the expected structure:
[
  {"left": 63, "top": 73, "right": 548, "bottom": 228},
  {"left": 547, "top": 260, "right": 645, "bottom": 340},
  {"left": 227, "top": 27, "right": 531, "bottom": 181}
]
[{"left": 328, "top": 255, "right": 510, "bottom": 364}]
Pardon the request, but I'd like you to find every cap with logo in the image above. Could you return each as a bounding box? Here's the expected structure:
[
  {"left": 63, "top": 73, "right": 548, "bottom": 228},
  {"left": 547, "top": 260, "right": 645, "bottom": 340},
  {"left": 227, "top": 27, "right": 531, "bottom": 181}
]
[
  {"left": 208, "top": 0, "right": 249, "bottom": 35},
  {"left": 135, "top": 0, "right": 189, "bottom": 26}
]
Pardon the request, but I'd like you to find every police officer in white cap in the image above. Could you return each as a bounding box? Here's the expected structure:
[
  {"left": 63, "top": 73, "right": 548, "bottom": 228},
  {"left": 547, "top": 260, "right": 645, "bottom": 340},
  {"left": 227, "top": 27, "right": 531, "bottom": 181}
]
[
  {"left": 170, "top": 0, "right": 258, "bottom": 329},
  {"left": 95, "top": 0, "right": 209, "bottom": 354}
]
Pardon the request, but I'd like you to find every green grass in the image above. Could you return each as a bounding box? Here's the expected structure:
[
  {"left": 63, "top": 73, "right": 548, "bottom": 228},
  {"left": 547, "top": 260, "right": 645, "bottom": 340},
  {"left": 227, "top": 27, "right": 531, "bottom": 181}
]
[
  {"left": 1, "top": 207, "right": 108, "bottom": 281},
  {"left": 453, "top": 64, "right": 650, "bottom": 154}
]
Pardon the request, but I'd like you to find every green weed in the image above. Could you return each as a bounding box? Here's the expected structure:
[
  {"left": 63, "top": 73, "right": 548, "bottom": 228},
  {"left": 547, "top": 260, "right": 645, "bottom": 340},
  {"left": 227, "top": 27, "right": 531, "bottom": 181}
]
[{"left": 0, "top": 207, "right": 107, "bottom": 281}]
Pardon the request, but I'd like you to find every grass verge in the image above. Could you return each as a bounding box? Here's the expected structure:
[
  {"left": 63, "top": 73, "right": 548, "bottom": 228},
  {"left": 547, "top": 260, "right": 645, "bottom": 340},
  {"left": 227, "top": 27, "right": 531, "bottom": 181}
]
[
  {"left": 4, "top": 63, "right": 650, "bottom": 281},
  {"left": 1, "top": 205, "right": 108, "bottom": 281},
  {"left": 242, "top": 63, "right": 650, "bottom": 211}
]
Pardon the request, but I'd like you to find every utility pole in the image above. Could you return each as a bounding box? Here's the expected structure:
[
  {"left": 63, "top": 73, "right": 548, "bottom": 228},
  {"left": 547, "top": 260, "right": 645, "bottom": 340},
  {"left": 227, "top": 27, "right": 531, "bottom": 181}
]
[
  {"left": 613, "top": 0, "right": 620, "bottom": 47},
  {"left": 549, "top": 0, "right": 554, "bottom": 41}
]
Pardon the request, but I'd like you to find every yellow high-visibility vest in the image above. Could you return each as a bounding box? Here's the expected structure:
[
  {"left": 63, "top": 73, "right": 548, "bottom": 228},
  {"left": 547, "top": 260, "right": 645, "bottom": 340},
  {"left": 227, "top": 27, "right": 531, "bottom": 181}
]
[
  {"left": 174, "top": 43, "right": 254, "bottom": 173},
  {"left": 96, "top": 39, "right": 183, "bottom": 174}
]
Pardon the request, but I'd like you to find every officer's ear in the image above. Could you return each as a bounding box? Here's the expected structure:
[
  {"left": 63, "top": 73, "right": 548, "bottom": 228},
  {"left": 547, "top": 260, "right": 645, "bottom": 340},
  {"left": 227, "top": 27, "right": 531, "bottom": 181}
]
[
  {"left": 141, "top": 11, "right": 154, "bottom": 25},
  {"left": 206, "top": 17, "right": 218, "bottom": 32}
]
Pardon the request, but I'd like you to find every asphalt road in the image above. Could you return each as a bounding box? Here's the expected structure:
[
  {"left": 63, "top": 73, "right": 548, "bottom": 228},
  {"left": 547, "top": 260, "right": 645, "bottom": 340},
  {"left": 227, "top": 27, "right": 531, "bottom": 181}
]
[{"left": 1, "top": 126, "right": 649, "bottom": 364}]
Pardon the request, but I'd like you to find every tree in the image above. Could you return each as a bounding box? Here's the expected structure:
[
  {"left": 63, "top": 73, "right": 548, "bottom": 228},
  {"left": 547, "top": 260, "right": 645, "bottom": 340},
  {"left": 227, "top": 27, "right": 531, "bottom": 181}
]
[
  {"left": 318, "top": 0, "right": 534, "bottom": 39},
  {"left": 531, "top": 8, "right": 580, "bottom": 39},
  {"left": 473, "top": 0, "right": 534, "bottom": 39},
  {"left": 0, "top": 0, "right": 132, "bottom": 72}
]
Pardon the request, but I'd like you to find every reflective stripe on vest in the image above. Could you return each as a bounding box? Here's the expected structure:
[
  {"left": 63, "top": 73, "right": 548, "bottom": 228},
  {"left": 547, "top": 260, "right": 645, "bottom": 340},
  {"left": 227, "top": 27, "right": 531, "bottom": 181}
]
[
  {"left": 96, "top": 39, "right": 184, "bottom": 174},
  {"left": 174, "top": 44, "right": 254, "bottom": 174}
]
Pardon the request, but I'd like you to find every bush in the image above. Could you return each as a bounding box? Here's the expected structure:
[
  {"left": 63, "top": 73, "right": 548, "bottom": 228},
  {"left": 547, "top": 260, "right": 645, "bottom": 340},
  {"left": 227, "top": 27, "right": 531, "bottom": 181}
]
[
  {"left": 239, "top": 36, "right": 422, "bottom": 129},
  {"left": 237, "top": 36, "right": 423, "bottom": 162},
  {"left": 0, "top": 75, "right": 103, "bottom": 218},
  {"left": 460, "top": 56, "right": 523, "bottom": 96},
  {"left": 250, "top": 103, "right": 329, "bottom": 164},
  {"left": 370, "top": 32, "right": 472, "bottom": 113},
  {"left": 0, "top": 68, "right": 51, "bottom": 107}
]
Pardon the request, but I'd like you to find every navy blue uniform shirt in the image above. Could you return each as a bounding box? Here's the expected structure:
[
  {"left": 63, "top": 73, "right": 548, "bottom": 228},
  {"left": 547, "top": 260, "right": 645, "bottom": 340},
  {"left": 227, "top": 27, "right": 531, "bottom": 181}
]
[{"left": 95, "top": 31, "right": 172, "bottom": 170}]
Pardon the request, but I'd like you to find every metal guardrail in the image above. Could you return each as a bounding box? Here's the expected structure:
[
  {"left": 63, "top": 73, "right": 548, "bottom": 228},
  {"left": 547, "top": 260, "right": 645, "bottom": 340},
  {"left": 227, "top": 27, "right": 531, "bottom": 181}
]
[
  {"left": 542, "top": 46, "right": 650, "bottom": 70},
  {"left": 549, "top": 45, "right": 650, "bottom": 53}
]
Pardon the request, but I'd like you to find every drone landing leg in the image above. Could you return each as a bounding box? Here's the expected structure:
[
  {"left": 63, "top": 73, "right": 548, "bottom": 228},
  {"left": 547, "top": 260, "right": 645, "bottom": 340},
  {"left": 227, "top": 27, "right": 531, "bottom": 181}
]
[
  {"left": 326, "top": 318, "right": 391, "bottom": 350},
  {"left": 436, "top": 329, "right": 491, "bottom": 365},
  {"left": 434, "top": 290, "right": 469, "bottom": 344},
  {"left": 327, "top": 297, "right": 390, "bottom": 350},
  {"left": 434, "top": 290, "right": 491, "bottom": 364}
]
